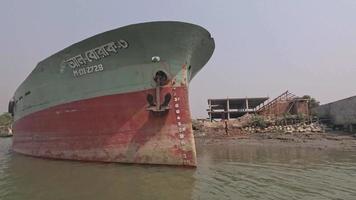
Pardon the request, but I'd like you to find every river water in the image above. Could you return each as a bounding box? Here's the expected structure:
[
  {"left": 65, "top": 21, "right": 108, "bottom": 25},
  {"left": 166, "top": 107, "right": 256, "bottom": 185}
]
[{"left": 1, "top": 137, "right": 356, "bottom": 200}]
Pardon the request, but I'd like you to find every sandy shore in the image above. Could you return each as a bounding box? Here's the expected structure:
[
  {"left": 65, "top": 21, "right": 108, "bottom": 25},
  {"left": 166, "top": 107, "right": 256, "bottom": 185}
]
[{"left": 194, "top": 130, "right": 356, "bottom": 151}]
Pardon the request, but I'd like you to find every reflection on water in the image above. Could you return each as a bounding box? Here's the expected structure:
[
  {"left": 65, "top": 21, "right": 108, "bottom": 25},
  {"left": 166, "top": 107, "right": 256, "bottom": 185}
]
[{"left": 1, "top": 137, "right": 356, "bottom": 200}]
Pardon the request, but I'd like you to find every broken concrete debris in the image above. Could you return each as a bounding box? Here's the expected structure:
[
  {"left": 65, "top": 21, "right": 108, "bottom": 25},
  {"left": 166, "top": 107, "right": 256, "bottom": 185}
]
[{"left": 193, "top": 114, "right": 324, "bottom": 137}]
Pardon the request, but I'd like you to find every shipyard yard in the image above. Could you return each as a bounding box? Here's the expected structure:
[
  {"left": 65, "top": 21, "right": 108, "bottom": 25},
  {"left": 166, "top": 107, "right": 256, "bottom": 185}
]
[
  {"left": 2, "top": 1, "right": 356, "bottom": 200},
  {"left": 193, "top": 120, "right": 356, "bottom": 152}
]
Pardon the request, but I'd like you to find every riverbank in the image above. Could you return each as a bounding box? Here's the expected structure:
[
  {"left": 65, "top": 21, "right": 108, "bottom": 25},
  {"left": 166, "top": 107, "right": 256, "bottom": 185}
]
[
  {"left": 193, "top": 119, "right": 356, "bottom": 151},
  {"left": 195, "top": 131, "right": 356, "bottom": 151},
  {"left": 0, "top": 113, "right": 12, "bottom": 137}
]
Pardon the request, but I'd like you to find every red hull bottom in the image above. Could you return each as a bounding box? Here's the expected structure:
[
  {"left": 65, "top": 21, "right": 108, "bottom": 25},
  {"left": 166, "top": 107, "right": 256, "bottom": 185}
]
[{"left": 13, "top": 86, "right": 197, "bottom": 166}]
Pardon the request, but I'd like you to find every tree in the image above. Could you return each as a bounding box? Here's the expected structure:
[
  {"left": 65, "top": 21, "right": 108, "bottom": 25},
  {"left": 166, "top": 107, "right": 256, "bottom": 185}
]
[
  {"left": 302, "top": 95, "right": 320, "bottom": 109},
  {"left": 0, "top": 113, "right": 12, "bottom": 127}
]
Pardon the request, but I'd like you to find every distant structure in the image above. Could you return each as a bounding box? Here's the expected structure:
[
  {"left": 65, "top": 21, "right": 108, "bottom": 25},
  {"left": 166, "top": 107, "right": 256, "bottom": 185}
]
[
  {"left": 207, "top": 91, "right": 310, "bottom": 121},
  {"left": 207, "top": 97, "right": 269, "bottom": 121},
  {"left": 313, "top": 95, "right": 356, "bottom": 132},
  {"left": 257, "top": 91, "right": 310, "bottom": 117}
]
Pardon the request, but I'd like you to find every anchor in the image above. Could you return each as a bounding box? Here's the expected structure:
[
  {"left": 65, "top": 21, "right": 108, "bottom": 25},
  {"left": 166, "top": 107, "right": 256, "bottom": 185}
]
[{"left": 147, "top": 71, "right": 171, "bottom": 113}]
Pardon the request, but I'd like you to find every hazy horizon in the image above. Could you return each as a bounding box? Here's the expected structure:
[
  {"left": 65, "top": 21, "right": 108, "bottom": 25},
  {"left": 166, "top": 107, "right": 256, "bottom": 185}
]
[{"left": 1, "top": 0, "right": 356, "bottom": 118}]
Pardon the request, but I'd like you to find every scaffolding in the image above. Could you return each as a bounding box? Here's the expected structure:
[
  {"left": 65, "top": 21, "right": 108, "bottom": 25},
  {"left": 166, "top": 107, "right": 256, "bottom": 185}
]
[{"left": 257, "top": 90, "right": 310, "bottom": 117}]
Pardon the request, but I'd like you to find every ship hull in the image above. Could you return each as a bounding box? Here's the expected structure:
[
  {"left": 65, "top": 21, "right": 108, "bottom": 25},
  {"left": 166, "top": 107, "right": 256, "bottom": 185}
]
[
  {"left": 13, "top": 86, "right": 197, "bottom": 166},
  {"left": 11, "top": 21, "right": 214, "bottom": 166}
]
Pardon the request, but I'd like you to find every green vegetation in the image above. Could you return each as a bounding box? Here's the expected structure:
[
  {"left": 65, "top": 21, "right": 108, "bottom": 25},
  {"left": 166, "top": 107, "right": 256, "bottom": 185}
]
[
  {"left": 250, "top": 115, "right": 268, "bottom": 128},
  {"left": 275, "top": 113, "right": 309, "bottom": 125},
  {"left": 0, "top": 113, "right": 12, "bottom": 127},
  {"left": 302, "top": 95, "right": 320, "bottom": 109}
]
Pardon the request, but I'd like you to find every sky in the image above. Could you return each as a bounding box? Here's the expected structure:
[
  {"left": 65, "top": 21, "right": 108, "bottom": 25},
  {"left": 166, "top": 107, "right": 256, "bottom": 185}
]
[{"left": 1, "top": 0, "right": 356, "bottom": 118}]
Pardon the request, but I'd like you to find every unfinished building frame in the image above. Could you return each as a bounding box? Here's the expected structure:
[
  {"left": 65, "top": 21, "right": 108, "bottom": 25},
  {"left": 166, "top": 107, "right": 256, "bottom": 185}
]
[
  {"left": 207, "top": 91, "right": 310, "bottom": 121},
  {"left": 207, "top": 97, "right": 269, "bottom": 121}
]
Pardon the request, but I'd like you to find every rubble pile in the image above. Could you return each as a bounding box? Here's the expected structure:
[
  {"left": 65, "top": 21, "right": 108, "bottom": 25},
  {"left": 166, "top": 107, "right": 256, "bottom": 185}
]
[
  {"left": 192, "top": 119, "right": 229, "bottom": 137},
  {"left": 193, "top": 114, "right": 325, "bottom": 137},
  {"left": 242, "top": 123, "right": 324, "bottom": 134},
  {"left": 0, "top": 126, "right": 12, "bottom": 137}
]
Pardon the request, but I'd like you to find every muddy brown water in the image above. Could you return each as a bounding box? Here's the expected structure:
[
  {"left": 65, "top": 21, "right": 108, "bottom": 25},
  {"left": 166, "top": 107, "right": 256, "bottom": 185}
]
[{"left": 1, "top": 137, "right": 356, "bottom": 200}]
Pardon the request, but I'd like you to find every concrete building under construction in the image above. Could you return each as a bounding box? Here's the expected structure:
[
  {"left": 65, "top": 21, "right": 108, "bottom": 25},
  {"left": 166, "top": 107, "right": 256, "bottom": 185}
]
[
  {"left": 207, "top": 91, "right": 310, "bottom": 121},
  {"left": 207, "top": 97, "right": 269, "bottom": 121}
]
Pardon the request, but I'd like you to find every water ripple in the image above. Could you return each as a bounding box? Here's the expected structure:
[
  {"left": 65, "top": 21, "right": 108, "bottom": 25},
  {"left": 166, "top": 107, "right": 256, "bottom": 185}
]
[{"left": 1, "top": 138, "right": 356, "bottom": 200}]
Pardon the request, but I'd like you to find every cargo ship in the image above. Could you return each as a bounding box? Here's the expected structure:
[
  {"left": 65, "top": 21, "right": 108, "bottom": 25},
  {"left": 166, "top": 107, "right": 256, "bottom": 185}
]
[{"left": 8, "top": 21, "right": 215, "bottom": 166}]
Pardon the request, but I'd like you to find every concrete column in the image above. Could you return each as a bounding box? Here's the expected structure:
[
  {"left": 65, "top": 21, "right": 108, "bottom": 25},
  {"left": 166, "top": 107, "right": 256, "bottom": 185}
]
[
  {"left": 208, "top": 99, "right": 212, "bottom": 122},
  {"left": 349, "top": 124, "right": 353, "bottom": 133},
  {"left": 245, "top": 98, "right": 249, "bottom": 113},
  {"left": 227, "top": 98, "right": 230, "bottom": 120}
]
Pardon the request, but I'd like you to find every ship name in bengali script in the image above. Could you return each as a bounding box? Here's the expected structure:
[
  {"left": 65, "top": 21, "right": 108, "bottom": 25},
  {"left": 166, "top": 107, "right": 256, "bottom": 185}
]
[{"left": 64, "top": 39, "right": 129, "bottom": 77}]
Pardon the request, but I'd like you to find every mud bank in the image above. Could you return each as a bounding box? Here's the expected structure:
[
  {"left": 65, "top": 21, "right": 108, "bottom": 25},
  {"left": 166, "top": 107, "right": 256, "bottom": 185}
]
[
  {"left": 193, "top": 119, "right": 356, "bottom": 151},
  {"left": 195, "top": 131, "right": 356, "bottom": 151}
]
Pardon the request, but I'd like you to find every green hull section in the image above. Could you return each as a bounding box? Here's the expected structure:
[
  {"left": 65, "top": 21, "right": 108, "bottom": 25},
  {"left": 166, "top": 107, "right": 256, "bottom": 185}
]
[{"left": 12, "top": 21, "right": 215, "bottom": 121}]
